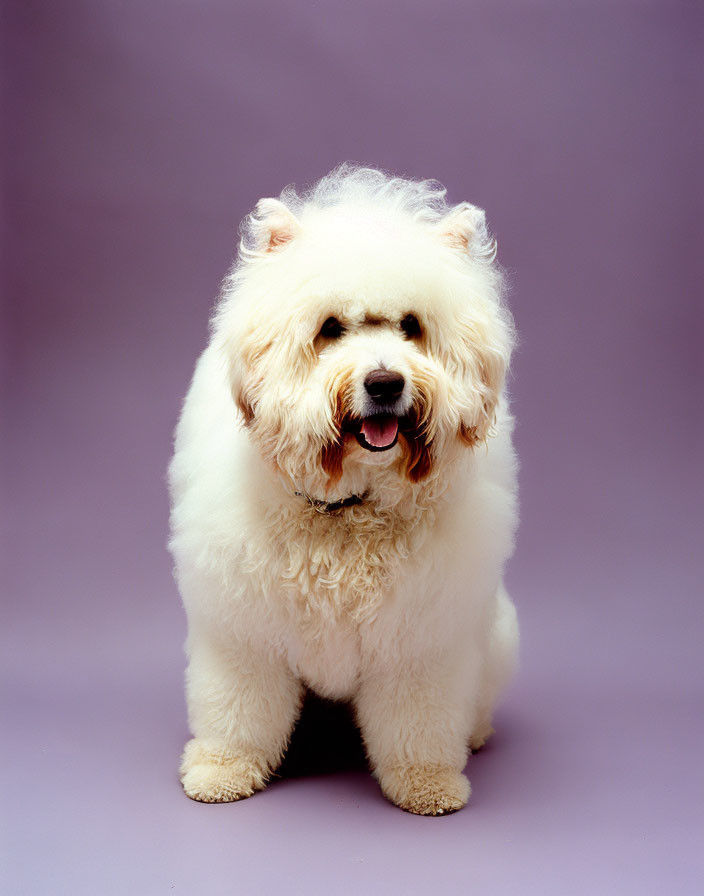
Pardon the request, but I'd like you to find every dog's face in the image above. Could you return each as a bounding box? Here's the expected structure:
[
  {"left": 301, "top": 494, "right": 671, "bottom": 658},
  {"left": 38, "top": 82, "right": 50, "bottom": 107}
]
[{"left": 217, "top": 189, "right": 513, "bottom": 497}]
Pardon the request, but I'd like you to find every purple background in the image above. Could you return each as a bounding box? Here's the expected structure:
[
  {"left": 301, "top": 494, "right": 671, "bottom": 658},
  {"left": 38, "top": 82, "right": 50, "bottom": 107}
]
[{"left": 3, "top": 2, "right": 702, "bottom": 893}]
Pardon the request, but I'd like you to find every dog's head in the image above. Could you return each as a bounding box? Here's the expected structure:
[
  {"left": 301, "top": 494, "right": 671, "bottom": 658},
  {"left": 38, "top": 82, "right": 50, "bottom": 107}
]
[{"left": 215, "top": 167, "right": 514, "bottom": 498}]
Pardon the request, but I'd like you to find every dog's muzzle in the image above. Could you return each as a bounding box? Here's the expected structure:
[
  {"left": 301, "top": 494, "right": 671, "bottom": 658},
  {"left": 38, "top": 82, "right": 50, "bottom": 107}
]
[{"left": 352, "top": 368, "right": 406, "bottom": 451}]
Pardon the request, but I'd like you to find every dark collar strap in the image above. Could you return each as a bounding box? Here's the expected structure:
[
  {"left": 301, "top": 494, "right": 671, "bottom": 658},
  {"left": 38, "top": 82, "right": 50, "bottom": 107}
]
[{"left": 294, "top": 491, "right": 366, "bottom": 514}]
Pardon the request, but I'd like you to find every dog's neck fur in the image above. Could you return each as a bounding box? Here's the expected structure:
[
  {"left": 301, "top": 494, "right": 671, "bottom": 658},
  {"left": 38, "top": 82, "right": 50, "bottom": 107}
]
[
  {"left": 239, "top": 444, "right": 472, "bottom": 627},
  {"left": 281, "top": 444, "right": 466, "bottom": 523}
]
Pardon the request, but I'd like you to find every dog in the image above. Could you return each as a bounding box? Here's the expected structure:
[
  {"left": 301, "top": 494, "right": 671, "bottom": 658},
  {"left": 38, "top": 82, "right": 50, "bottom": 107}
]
[{"left": 168, "top": 165, "right": 519, "bottom": 815}]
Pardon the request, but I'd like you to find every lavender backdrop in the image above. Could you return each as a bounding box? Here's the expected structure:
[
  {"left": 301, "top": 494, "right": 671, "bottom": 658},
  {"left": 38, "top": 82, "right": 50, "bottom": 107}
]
[{"left": 3, "top": 2, "right": 702, "bottom": 893}]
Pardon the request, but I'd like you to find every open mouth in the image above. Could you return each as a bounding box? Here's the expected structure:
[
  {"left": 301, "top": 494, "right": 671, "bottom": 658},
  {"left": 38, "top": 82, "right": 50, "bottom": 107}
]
[{"left": 353, "top": 414, "right": 399, "bottom": 452}]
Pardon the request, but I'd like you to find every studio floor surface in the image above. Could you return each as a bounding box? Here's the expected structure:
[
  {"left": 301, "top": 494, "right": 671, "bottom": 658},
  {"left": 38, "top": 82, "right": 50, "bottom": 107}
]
[{"left": 4, "top": 521, "right": 701, "bottom": 895}]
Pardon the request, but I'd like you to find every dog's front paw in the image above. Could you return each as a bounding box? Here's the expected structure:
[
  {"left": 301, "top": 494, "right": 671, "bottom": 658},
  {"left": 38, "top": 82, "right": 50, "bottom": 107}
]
[
  {"left": 180, "top": 739, "right": 269, "bottom": 803},
  {"left": 377, "top": 764, "right": 471, "bottom": 816}
]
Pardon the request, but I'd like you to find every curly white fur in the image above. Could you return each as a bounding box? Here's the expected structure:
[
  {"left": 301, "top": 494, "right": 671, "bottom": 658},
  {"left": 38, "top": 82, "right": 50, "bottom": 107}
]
[{"left": 169, "top": 165, "right": 519, "bottom": 815}]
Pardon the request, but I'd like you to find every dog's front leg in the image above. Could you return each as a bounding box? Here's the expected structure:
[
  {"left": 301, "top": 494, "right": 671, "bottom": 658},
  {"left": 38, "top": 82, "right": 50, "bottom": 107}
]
[
  {"left": 180, "top": 619, "right": 302, "bottom": 803},
  {"left": 355, "top": 657, "right": 477, "bottom": 815}
]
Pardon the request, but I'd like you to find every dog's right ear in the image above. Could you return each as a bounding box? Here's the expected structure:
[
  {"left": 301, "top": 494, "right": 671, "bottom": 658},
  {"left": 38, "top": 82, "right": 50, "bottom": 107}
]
[
  {"left": 246, "top": 198, "right": 302, "bottom": 253},
  {"left": 226, "top": 323, "right": 269, "bottom": 427}
]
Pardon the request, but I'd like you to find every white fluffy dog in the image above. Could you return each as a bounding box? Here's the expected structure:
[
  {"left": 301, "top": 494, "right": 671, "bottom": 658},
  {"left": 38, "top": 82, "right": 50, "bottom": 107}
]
[{"left": 168, "top": 165, "right": 519, "bottom": 815}]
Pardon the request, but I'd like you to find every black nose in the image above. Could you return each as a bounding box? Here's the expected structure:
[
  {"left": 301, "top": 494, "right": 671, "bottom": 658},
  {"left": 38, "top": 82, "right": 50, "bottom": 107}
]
[{"left": 364, "top": 369, "right": 405, "bottom": 404}]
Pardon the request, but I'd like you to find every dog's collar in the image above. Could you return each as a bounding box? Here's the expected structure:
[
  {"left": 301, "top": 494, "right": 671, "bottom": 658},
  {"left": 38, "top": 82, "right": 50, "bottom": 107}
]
[{"left": 294, "top": 491, "right": 367, "bottom": 514}]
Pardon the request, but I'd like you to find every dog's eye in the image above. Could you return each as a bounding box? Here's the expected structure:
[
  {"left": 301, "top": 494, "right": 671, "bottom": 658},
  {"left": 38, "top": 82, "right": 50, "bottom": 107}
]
[
  {"left": 400, "top": 313, "right": 422, "bottom": 339},
  {"left": 319, "top": 317, "right": 345, "bottom": 339}
]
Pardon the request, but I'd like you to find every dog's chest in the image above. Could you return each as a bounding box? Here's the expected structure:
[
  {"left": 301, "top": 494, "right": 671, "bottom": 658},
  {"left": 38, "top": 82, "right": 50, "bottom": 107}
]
[
  {"left": 249, "top": 507, "right": 420, "bottom": 696},
  {"left": 284, "top": 616, "right": 361, "bottom": 699},
  {"left": 273, "top": 536, "right": 387, "bottom": 698},
  {"left": 272, "top": 507, "right": 421, "bottom": 621}
]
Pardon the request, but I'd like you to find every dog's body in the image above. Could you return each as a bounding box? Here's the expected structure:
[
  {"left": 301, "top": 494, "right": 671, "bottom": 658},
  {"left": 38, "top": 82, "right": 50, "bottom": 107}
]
[{"left": 169, "top": 166, "right": 519, "bottom": 814}]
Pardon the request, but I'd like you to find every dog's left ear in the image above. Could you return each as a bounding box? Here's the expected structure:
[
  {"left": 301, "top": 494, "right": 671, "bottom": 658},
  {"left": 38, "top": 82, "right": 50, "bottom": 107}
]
[
  {"left": 436, "top": 203, "right": 512, "bottom": 446},
  {"left": 436, "top": 202, "right": 496, "bottom": 262},
  {"left": 454, "top": 311, "right": 509, "bottom": 447},
  {"left": 247, "top": 198, "right": 302, "bottom": 253}
]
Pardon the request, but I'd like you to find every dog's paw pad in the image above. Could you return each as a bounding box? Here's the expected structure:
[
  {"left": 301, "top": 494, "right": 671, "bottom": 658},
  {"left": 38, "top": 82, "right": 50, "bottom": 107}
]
[
  {"left": 379, "top": 764, "right": 471, "bottom": 816},
  {"left": 180, "top": 739, "right": 268, "bottom": 803}
]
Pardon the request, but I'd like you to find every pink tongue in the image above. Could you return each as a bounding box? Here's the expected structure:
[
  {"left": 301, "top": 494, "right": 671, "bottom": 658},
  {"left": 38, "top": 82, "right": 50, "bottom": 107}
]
[{"left": 361, "top": 415, "right": 399, "bottom": 448}]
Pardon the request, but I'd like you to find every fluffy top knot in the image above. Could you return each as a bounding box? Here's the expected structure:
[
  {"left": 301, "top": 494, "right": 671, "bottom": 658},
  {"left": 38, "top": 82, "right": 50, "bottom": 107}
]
[{"left": 238, "top": 163, "right": 497, "bottom": 264}]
